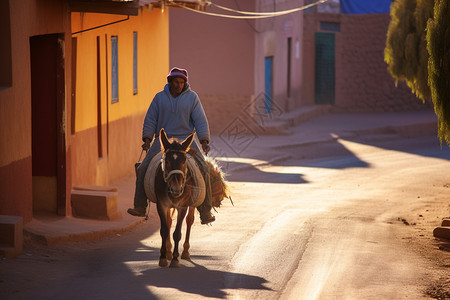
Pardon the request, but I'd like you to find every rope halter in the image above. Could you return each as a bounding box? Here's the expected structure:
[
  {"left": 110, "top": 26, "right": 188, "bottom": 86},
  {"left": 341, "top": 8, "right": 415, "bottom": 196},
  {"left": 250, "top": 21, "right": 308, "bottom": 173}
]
[{"left": 161, "top": 150, "right": 189, "bottom": 196}]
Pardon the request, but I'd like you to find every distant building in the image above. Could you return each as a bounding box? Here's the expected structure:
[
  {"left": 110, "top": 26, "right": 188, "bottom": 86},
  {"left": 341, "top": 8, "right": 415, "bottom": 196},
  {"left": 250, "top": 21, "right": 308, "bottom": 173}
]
[
  {"left": 170, "top": 0, "right": 428, "bottom": 137},
  {"left": 170, "top": 0, "right": 307, "bottom": 135},
  {"left": 303, "top": 0, "right": 427, "bottom": 112}
]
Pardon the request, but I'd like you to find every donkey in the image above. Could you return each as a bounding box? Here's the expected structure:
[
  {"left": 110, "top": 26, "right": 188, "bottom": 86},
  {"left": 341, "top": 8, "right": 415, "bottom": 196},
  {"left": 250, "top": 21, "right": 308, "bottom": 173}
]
[{"left": 154, "top": 128, "right": 203, "bottom": 267}]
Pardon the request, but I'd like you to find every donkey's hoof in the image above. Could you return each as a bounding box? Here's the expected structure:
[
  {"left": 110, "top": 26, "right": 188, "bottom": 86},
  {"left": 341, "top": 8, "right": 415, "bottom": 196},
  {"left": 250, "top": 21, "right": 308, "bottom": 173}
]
[
  {"left": 166, "top": 252, "right": 173, "bottom": 261},
  {"left": 159, "top": 258, "right": 168, "bottom": 267},
  {"left": 181, "top": 251, "right": 190, "bottom": 260},
  {"left": 169, "top": 259, "right": 180, "bottom": 268}
]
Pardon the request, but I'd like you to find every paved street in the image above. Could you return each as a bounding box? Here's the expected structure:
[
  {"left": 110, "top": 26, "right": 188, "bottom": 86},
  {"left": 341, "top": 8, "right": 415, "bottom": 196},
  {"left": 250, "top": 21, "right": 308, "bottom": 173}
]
[{"left": 1, "top": 112, "right": 450, "bottom": 299}]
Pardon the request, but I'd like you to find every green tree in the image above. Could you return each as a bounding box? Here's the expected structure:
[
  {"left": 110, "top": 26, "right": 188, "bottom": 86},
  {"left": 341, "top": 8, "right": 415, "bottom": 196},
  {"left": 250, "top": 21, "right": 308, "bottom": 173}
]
[
  {"left": 385, "top": 0, "right": 434, "bottom": 101},
  {"left": 427, "top": 0, "right": 450, "bottom": 145}
]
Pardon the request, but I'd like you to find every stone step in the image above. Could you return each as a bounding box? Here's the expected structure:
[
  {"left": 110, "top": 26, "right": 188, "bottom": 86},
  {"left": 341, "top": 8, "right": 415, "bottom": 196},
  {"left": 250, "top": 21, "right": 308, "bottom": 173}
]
[
  {"left": 433, "top": 226, "right": 450, "bottom": 240},
  {"left": 280, "top": 105, "right": 332, "bottom": 127},
  {"left": 258, "top": 120, "right": 292, "bottom": 135},
  {"left": 0, "top": 246, "right": 16, "bottom": 258},
  {"left": 258, "top": 105, "right": 331, "bottom": 135},
  {"left": 71, "top": 186, "right": 122, "bottom": 221},
  {"left": 73, "top": 185, "right": 118, "bottom": 192},
  {"left": 0, "top": 215, "right": 23, "bottom": 258}
]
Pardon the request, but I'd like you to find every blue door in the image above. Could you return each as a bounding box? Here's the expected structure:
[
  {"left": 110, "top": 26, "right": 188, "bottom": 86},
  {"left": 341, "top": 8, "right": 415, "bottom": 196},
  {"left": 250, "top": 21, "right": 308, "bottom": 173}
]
[{"left": 264, "top": 56, "right": 273, "bottom": 113}]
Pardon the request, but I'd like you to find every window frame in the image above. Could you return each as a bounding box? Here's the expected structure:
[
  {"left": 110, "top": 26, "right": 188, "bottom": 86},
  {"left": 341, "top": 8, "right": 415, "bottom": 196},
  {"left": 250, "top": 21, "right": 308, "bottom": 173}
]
[
  {"left": 133, "top": 31, "right": 138, "bottom": 95},
  {"left": 111, "top": 35, "right": 119, "bottom": 103}
]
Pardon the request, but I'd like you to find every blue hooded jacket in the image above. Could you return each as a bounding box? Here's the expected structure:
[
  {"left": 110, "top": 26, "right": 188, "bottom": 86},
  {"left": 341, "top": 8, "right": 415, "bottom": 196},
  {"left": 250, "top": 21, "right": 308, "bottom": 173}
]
[{"left": 142, "top": 83, "right": 210, "bottom": 143}]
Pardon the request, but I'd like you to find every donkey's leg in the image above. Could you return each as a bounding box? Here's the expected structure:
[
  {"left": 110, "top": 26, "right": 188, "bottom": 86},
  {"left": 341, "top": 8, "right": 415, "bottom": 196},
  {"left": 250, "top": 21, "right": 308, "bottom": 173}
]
[
  {"left": 170, "top": 207, "right": 188, "bottom": 268},
  {"left": 182, "top": 206, "right": 195, "bottom": 260},
  {"left": 165, "top": 209, "right": 173, "bottom": 260},
  {"left": 157, "top": 204, "right": 170, "bottom": 267}
]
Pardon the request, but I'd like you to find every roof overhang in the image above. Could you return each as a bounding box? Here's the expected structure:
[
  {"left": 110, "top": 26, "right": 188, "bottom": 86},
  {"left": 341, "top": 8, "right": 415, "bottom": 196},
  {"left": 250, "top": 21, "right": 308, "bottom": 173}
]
[
  {"left": 69, "top": 0, "right": 210, "bottom": 15},
  {"left": 146, "top": 0, "right": 210, "bottom": 11}
]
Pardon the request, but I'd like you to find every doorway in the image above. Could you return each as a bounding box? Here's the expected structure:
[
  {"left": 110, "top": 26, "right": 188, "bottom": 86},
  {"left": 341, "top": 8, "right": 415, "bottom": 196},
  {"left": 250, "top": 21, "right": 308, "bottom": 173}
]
[
  {"left": 264, "top": 56, "right": 273, "bottom": 113},
  {"left": 315, "top": 32, "right": 335, "bottom": 105},
  {"left": 30, "top": 34, "right": 66, "bottom": 216}
]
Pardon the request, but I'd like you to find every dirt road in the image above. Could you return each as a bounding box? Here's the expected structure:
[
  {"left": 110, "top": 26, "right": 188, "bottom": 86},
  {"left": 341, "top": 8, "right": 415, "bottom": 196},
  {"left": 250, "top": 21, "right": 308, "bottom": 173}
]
[{"left": 1, "top": 134, "right": 449, "bottom": 299}]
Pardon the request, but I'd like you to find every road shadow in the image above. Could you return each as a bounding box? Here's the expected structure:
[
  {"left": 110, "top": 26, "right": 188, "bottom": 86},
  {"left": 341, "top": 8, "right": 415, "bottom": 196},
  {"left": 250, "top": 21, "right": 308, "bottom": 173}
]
[
  {"left": 217, "top": 137, "right": 370, "bottom": 183},
  {"left": 343, "top": 135, "right": 450, "bottom": 161},
  {"left": 137, "top": 254, "right": 271, "bottom": 298},
  {"left": 216, "top": 134, "right": 450, "bottom": 185},
  {"left": 222, "top": 162, "right": 309, "bottom": 184}
]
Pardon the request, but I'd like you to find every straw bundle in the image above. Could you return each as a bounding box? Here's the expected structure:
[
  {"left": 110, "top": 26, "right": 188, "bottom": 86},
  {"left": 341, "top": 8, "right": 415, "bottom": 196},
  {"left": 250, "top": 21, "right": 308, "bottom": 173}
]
[{"left": 205, "top": 156, "right": 231, "bottom": 208}]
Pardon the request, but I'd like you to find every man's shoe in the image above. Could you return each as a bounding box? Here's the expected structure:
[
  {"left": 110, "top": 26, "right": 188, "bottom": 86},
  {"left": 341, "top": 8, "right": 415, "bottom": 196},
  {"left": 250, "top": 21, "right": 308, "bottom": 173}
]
[
  {"left": 127, "top": 207, "right": 146, "bottom": 217},
  {"left": 200, "top": 212, "right": 215, "bottom": 225}
]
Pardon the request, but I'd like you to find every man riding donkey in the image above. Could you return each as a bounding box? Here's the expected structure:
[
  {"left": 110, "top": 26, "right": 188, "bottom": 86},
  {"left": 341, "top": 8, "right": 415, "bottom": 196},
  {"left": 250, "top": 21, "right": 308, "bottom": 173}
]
[{"left": 128, "top": 67, "right": 216, "bottom": 225}]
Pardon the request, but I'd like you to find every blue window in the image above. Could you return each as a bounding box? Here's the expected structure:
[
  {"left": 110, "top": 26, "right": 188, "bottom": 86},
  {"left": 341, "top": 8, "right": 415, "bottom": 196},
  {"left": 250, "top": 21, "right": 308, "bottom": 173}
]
[
  {"left": 133, "top": 32, "right": 138, "bottom": 95},
  {"left": 111, "top": 36, "right": 118, "bottom": 103}
]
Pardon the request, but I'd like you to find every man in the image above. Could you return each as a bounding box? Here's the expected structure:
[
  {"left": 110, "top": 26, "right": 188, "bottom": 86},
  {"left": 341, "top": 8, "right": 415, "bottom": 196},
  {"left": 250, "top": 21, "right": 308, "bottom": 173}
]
[{"left": 127, "top": 67, "right": 215, "bottom": 224}]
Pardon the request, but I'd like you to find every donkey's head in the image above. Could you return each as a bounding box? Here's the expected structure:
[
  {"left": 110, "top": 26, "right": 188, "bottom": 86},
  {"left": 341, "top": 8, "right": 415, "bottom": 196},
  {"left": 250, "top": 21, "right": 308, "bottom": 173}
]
[{"left": 159, "top": 128, "right": 194, "bottom": 197}]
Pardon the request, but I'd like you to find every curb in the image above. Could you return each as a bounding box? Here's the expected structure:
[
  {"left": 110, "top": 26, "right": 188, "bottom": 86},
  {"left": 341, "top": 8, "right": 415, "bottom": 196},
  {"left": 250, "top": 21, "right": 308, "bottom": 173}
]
[
  {"left": 24, "top": 218, "right": 145, "bottom": 246},
  {"left": 433, "top": 219, "right": 450, "bottom": 241},
  {"left": 351, "top": 122, "right": 437, "bottom": 137}
]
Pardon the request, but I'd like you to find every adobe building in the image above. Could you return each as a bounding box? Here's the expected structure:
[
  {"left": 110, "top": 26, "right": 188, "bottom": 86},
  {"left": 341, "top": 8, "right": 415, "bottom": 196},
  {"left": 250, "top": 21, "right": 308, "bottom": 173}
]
[
  {"left": 302, "top": 1, "right": 428, "bottom": 112},
  {"left": 0, "top": 0, "right": 171, "bottom": 230},
  {"left": 170, "top": 0, "right": 308, "bottom": 135},
  {"left": 1, "top": 0, "right": 74, "bottom": 225},
  {"left": 170, "top": 0, "right": 430, "bottom": 137}
]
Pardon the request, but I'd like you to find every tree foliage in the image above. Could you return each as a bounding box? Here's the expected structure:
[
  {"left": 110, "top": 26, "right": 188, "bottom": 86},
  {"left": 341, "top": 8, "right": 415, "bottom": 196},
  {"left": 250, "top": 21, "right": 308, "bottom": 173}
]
[
  {"left": 426, "top": 0, "right": 450, "bottom": 145},
  {"left": 385, "top": 0, "right": 434, "bottom": 101}
]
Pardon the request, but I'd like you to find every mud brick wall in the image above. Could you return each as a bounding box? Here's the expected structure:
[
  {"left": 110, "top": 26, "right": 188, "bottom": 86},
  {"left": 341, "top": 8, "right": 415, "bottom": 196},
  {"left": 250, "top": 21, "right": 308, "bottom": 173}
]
[
  {"left": 200, "top": 94, "right": 260, "bottom": 135},
  {"left": 335, "top": 13, "right": 430, "bottom": 112},
  {"left": 304, "top": 13, "right": 432, "bottom": 112}
]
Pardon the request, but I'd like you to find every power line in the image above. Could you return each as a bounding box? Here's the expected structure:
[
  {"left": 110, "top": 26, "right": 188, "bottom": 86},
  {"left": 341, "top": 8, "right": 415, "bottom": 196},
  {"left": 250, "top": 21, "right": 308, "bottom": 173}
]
[
  {"left": 171, "top": 0, "right": 329, "bottom": 19},
  {"left": 211, "top": 0, "right": 327, "bottom": 16},
  {"left": 234, "top": 0, "right": 261, "bottom": 33}
]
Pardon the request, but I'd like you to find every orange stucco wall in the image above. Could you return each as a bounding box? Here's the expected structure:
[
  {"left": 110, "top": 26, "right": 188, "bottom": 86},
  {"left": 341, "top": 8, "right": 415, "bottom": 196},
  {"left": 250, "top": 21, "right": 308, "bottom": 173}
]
[
  {"left": 0, "top": 0, "right": 72, "bottom": 222},
  {"left": 70, "top": 8, "right": 169, "bottom": 186},
  {"left": 0, "top": 3, "right": 169, "bottom": 223}
]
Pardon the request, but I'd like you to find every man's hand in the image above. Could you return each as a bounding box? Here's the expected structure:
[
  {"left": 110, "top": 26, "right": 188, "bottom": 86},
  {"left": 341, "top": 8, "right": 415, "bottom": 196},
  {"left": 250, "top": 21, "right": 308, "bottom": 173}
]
[
  {"left": 142, "top": 138, "right": 152, "bottom": 151},
  {"left": 201, "top": 140, "right": 210, "bottom": 155}
]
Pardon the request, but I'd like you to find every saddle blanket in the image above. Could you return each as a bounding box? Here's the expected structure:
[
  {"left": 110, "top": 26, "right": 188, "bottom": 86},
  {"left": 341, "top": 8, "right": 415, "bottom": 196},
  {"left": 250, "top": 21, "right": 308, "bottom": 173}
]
[{"left": 143, "top": 152, "right": 206, "bottom": 207}]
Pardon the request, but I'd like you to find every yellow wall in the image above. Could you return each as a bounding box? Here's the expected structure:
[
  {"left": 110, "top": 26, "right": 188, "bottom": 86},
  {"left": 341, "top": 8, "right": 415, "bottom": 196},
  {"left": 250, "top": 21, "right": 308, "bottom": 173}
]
[
  {"left": 70, "top": 8, "right": 169, "bottom": 186},
  {"left": 72, "top": 8, "right": 169, "bottom": 133}
]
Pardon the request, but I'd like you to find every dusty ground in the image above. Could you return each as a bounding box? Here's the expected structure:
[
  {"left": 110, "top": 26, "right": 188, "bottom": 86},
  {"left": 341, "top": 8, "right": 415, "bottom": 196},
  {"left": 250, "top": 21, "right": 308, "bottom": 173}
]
[
  {"left": 2, "top": 130, "right": 450, "bottom": 299},
  {"left": 2, "top": 184, "right": 449, "bottom": 299},
  {"left": 392, "top": 194, "right": 450, "bottom": 299}
]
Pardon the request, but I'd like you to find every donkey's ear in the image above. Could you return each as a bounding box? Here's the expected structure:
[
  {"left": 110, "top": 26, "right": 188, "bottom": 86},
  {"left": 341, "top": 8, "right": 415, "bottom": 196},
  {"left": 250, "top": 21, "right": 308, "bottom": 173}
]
[
  {"left": 181, "top": 132, "right": 194, "bottom": 152},
  {"left": 159, "top": 128, "right": 170, "bottom": 153}
]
